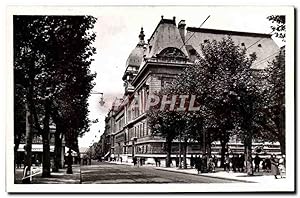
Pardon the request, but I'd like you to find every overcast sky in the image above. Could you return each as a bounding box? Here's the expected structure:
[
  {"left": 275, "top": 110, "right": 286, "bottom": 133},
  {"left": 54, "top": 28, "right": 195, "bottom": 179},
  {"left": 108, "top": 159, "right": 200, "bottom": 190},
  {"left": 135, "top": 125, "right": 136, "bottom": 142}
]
[{"left": 78, "top": 6, "right": 285, "bottom": 148}]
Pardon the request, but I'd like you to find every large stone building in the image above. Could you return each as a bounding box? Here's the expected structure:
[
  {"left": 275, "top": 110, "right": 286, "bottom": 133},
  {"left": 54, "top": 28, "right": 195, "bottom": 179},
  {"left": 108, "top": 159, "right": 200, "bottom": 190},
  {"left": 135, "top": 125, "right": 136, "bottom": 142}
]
[{"left": 101, "top": 16, "right": 281, "bottom": 166}]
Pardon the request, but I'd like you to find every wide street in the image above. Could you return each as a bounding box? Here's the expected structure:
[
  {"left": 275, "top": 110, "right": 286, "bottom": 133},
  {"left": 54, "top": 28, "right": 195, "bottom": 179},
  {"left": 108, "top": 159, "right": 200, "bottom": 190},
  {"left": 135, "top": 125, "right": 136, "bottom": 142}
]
[{"left": 80, "top": 162, "right": 240, "bottom": 184}]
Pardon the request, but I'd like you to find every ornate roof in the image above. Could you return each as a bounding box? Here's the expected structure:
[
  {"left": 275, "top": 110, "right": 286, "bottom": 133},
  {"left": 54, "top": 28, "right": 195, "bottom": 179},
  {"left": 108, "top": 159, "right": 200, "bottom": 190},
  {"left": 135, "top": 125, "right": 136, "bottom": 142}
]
[
  {"left": 125, "top": 28, "right": 146, "bottom": 68},
  {"left": 143, "top": 16, "right": 189, "bottom": 59}
]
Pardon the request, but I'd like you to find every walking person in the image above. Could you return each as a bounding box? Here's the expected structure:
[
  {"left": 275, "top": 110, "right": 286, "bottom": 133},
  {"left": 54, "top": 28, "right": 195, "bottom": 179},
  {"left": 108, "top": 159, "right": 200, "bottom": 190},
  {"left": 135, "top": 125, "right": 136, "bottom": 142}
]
[
  {"left": 238, "top": 154, "right": 245, "bottom": 172},
  {"left": 265, "top": 156, "right": 271, "bottom": 172},
  {"left": 133, "top": 156, "right": 137, "bottom": 166},
  {"left": 190, "top": 155, "right": 194, "bottom": 168},
  {"left": 254, "top": 154, "right": 261, "bottom": 173},
  {"left": 212, "top": 155, "right": 218, "bottom": 168},
  {"left": 232, "top": 154, "right": 238, "bottom": 172},
  {"left": 208, "top": 156, "right": 215, "bottom": 173},
  {"left": 278, "top": 155, "right": 286, "bottom": 178},
  {"left": 195, "top": 157, "right": 201, "bottom": 174},
  {"left": 154, "top": 157, "right": 158, "bottom": 167},
  {"left": 270, "top": 154, "right": 280, "bottom": 179}
]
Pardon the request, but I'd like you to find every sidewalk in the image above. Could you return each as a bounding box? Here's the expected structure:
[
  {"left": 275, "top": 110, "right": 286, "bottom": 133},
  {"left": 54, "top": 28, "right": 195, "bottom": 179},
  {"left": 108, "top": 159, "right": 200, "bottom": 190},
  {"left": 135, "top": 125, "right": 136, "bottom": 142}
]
[
  {"left": 110, "top": 160, "right": 286, "bottom": 183},
  {"left": 15, "top": 165, "right": 81, "bottom": 184}
]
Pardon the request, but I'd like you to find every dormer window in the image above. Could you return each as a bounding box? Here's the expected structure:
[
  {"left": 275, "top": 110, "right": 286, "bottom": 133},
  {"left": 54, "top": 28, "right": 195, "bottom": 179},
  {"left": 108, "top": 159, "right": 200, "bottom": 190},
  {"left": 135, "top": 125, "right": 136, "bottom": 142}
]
[{"left": 189, "top": 49, "right": 196, "bottom": 55}]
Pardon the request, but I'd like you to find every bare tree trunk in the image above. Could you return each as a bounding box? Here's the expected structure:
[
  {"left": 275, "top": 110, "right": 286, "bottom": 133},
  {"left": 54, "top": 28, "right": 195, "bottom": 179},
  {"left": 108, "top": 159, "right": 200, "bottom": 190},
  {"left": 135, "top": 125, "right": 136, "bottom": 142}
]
[
  {"left": 183, "top": 138, "right": 187, "bottom": 169},
  {"left": 52, "top": 127, "right": 62, "bottom": 172},
  {"left": 165, "top": 138, "right": 172, "bottom": 167},
  {"left": 22, "top": 102, "right": 33, "bottom": 183},
  {"left": 245, "top": 135, "right": 253, "bottom": 176},
  {"left": 279, "top": 133, "right": 285, "bottom": 155},
  {"left": 220, "top": 140, "right": 226, "bottom": 168},
  {"left": 178, "top": 132, "right": 182, "bottom": 169},
  {"left": 42, "top": 99, "right": 51, "bottom": 177}
]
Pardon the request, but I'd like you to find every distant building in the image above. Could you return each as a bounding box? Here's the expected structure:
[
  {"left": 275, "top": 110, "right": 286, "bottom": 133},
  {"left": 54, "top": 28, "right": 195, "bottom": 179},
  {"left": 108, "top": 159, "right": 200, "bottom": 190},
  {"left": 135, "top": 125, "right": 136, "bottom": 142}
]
[{"left": 101, "top": 16, "right": 281, "bottom": 166}]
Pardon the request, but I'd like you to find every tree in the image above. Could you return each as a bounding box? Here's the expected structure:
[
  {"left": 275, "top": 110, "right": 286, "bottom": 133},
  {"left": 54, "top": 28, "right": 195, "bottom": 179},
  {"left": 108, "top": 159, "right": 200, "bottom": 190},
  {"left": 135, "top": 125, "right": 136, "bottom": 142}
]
[
  {"left": 260, "top": 47, "right": 285, "bottom": 154},
  {"left": 165, "top": 37, "right": 260, "bottom": 174},
  {"left": 14, "top": 15, "right": 97, "bottom": 178},
  {"left": 267, "top": 15, "right": 286, "bottom": 42},
  {"left": 147, "top": 104, "right": 182, "bottom": 167}
]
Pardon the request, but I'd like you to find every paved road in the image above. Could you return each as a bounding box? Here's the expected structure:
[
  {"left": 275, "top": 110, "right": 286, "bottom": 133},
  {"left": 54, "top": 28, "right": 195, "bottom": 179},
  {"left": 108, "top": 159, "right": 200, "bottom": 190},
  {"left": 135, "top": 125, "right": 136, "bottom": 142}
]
[{"left": 80, "top": 162, "right": 241, "bottom": 184}]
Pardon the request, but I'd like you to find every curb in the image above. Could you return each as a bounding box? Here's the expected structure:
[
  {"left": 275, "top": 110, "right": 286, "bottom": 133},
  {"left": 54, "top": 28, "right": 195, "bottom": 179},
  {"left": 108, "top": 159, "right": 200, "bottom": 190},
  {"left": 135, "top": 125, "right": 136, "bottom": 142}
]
[{"left": 152, "top": 168, "right": 255, "bottom": 183}]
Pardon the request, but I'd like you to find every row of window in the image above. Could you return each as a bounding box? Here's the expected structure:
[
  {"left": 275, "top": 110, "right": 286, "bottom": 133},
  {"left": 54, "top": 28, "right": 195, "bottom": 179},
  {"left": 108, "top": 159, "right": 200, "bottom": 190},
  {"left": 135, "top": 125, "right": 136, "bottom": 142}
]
[{"left": 133, "top": 122, "right": 148, "bottom": 139}]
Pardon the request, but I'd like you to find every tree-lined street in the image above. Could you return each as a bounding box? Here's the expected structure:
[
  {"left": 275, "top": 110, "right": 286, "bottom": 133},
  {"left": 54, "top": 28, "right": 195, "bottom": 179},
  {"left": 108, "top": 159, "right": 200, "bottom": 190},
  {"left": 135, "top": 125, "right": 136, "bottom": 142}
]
[{"left": 12, "top": 10, "right": 289, "bottom": 190}]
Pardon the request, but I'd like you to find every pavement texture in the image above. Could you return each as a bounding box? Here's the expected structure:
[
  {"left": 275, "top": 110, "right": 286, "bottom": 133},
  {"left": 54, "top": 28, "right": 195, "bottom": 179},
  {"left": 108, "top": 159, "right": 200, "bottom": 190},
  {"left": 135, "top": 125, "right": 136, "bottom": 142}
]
[{"left": 80, "top": 162, "right": 239, "bottom": 184}]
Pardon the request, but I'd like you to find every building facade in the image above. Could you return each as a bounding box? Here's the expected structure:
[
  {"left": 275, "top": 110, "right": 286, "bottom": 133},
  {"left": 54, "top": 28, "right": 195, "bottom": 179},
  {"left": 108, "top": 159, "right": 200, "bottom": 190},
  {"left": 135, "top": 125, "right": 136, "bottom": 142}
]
[{"left": 101, "top": 16, "right": 281, "bottom": 166}]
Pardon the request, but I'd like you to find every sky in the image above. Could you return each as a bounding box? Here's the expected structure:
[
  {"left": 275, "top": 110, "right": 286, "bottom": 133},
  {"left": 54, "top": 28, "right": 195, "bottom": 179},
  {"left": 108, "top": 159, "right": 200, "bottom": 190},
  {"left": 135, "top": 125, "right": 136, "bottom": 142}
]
[{"left": 78, "top": 6, "right": 285, "bottom": 148}]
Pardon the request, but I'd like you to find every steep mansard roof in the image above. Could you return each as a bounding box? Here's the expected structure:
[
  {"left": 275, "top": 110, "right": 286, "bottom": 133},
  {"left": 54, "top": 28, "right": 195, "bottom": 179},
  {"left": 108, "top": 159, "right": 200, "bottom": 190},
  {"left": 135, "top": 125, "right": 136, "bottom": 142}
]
[{"left": 143, "top": 17, "right": 189, "bottom": 60}]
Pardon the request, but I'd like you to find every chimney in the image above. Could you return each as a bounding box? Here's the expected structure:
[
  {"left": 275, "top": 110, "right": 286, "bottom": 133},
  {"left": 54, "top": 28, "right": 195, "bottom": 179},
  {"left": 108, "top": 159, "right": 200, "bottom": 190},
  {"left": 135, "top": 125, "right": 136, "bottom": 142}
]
[{"left": 178, "top": 20, "right": 186, "bottom": 43}]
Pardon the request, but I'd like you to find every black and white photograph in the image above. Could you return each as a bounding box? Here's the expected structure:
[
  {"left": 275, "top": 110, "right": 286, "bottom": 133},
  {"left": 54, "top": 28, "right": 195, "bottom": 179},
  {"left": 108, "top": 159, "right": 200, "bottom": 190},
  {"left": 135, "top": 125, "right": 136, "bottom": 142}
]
[{"left": 5, "top": 5, "right": 295, "bottom": 193}]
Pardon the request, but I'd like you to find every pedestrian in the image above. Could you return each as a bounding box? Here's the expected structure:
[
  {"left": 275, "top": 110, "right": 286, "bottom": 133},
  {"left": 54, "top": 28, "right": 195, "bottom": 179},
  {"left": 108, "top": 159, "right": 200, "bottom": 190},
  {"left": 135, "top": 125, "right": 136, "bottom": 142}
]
[
  {"left": 133, "top": 156, "right": 137, "bottom": 166},
  {"left": 120, "top": 157, "right": 123, "bottom": 163},
  {"left": 278, "top": 155, "right": 286, "bottom": 178},
  {"left": 208, "top": 156, "right": 215, "bottom": 173},
  {"left": 195, "top": 157, "right": 201, "bottom": 174},
  {"left": 265, "top": 156, "right": 271, "bottom": 172},
  {"left": 270, "top": 154, "right": 280, "bottom": 179},
  {"left": 137, "top": 157, "right": 140, "bottom": 167},
  {"left": 154, "top": 157, "right": 158, "bottom": 167},
  {"left": 254, "top": 154, "right": 261, "bottom": 173},
  {"left": 238, "top": 154, "right": 245, "bottom": 172},
  {"left": 212, "top": 155, "right": 218, "bottom": 168},
  {"left": 16, "top": 157, "right": 22, "bottom": 169},
  {"left": 190, "top": 155, "right": 194, "bottom": 168},
  {"left": 175, "top": 157, "right": 179, "bottom": 167},
  {"left": 201, "top": 153, "right": 208, "bottom": 173}
]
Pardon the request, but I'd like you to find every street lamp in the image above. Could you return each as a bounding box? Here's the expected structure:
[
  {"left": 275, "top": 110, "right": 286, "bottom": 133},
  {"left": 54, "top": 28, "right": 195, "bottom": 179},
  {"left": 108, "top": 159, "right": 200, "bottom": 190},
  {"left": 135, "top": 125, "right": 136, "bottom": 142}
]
[{"left": 91, "top": 91, "right": 105, "bottom": 106}]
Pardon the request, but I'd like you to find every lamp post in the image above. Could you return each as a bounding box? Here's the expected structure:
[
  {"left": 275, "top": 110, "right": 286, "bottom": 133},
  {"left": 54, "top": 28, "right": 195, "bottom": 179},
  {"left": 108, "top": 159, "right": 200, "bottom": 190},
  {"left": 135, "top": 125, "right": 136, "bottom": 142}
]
[{"left": 91, "top": 91, "right": 105, "bottom": 106}]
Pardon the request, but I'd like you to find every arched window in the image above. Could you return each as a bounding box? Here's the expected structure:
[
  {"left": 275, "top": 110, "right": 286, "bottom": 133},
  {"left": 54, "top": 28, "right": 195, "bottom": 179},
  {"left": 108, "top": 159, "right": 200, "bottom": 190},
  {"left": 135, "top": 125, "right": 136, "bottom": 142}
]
[{"left": 157, "top": 47, "right": 186, "bottom": 59}]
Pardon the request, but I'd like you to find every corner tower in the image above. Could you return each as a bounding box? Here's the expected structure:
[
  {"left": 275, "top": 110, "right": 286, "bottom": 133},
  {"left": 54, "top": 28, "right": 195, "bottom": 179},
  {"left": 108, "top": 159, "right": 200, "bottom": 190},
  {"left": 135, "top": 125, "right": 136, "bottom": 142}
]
[{"left": 122, "top": 27, "right": 146, "bottom": 95}]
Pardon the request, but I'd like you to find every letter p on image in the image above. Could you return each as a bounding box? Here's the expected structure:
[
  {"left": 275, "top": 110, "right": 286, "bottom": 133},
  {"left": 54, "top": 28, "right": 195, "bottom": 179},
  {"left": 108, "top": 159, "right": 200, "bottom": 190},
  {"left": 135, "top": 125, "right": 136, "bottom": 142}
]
[{"left": 145, "top": 94, "right": 160, "bottom": 111}]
